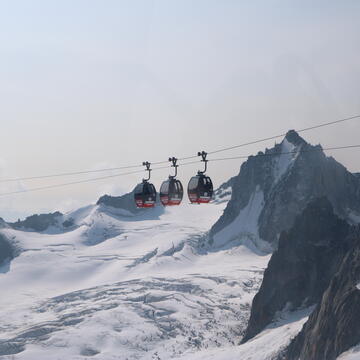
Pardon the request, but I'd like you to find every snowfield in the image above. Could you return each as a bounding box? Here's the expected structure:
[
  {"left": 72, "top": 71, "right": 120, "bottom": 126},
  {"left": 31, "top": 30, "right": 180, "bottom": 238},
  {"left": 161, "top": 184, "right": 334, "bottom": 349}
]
[{"left": 0, "top": 199, "right": 311, "bottom": 359}]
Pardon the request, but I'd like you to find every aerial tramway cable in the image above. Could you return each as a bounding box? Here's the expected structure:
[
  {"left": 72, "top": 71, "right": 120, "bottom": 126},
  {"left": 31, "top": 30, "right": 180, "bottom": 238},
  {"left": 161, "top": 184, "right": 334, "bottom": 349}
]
[
  {"left": 0, "top": 144, "right": 359, "bottom": 197},
  {"left": 0, "top": 114, "right": 359, "bottom": 184},
  {"left": 206, "top": 114, "right": 360, "bottom": 156}
]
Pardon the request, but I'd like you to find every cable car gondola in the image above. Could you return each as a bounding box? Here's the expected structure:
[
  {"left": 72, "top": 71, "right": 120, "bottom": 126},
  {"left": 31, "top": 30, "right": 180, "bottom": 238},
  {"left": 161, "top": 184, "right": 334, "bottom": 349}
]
[
  {"left": 134, "top": 162, "right": 157, "bottom": 208},
  {"left": 160, "top": 157, "right": 184, "bottom": 206},
  {"left": 187, "top": 151, "right": 213, "bottom": 204}
]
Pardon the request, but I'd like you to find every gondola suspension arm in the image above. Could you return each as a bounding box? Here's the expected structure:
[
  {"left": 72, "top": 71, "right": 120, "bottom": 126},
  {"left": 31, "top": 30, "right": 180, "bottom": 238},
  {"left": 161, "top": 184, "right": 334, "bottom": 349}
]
[
  {"left": 197, "top": 151, "right": 208, "bottom": 174},
  {"left": 169, "top": 157, "right": 178, "bottom": 178},
  {"left": 142, "top": 161, "right": 152, "bottom": 182}
]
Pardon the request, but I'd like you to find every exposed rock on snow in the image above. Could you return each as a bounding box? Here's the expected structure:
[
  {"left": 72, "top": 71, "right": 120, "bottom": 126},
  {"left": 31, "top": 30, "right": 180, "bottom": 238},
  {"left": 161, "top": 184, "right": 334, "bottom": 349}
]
[
  {"left": 0, "top": 233, "right": 17, "bottom": 271},
  {"left": 213, "top": 176, "right": 235, "bottom": 204},
  {"left": 97, "top": 191, "right": 140, "bottom": 214},
  {"left": 0, "top": 217, "right": 8, "bottom": 228},
  {"left": 10, "top": 212, "right": 63, "bottom": 232}
]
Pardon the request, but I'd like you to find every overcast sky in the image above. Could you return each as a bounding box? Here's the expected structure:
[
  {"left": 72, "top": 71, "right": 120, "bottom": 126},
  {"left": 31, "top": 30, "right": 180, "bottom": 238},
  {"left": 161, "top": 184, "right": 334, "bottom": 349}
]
[{"left": 0, "top": 0, "right": 359, "bottom": 221}]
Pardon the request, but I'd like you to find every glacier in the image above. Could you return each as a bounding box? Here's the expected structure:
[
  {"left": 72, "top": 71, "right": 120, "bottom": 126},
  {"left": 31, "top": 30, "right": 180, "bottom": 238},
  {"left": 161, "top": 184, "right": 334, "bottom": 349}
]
[{"left": 0, "top": 200, "right": 271, "bottom": 359}]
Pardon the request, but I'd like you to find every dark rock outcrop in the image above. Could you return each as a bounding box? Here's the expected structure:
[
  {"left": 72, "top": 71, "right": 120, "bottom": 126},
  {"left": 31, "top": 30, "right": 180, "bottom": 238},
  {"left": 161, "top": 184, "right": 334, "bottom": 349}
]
[
  {"left": 10, "top": 212, "right": 63, "bottom": 232},
  {"left": 213, "top": 176, "right": 235, "bottom": 203},
  {"left": 0, "top": 233, "right": 16, "bottom": 267},
  {"left": 0, "top": 217, "right": 7, "bottom": 228},
  {"left": 243, "top": 197, "right": 352, "bottom": 342},
  {"left": 210, "top": 130, "right": 360, "bottom": 248},
  {"left": 97, "top": 191, "right": 139, "bottom": 214},
  {"left": 283, "top": 227, "right": 360, "bottom": 360},
  {"left": 62, "top": 218, "right": 75, "bottom": 228}
]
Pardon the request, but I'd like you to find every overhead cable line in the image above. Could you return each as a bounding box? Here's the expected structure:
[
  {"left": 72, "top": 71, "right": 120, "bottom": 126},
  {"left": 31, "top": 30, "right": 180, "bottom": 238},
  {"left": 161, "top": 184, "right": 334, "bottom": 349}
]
[
  {"left": 1, "top": 144, "right": 359, "bottom": 197},
  {"left": 0, "top": 114, "right": 359, "bottom": 183},
  {"left": 207, "top": 114, "right": 360, "bottom": 155},
  {"left": 208, "top": 144, "right": 360, "bottom": 161},
  {"left": 0, "top": 164, "right": 143, "bottom": 183},
  {"left": 0, "top": 166, "right": 168, "bottom": 197}
]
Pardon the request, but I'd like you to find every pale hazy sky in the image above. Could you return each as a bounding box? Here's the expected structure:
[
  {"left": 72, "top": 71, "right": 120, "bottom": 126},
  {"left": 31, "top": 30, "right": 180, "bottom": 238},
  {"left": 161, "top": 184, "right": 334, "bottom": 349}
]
[{"left": 0, "top": 0, "right": 359, "bottom": 221}]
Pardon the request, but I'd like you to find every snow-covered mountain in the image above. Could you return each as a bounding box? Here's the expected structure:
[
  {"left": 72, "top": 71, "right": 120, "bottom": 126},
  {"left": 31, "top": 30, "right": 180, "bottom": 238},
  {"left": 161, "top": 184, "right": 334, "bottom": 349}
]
[
  {"left": 1, "top": 130, "right": 360, "bottom": 360},
  {"left": 209, "top": 130, "right": 360, "bottom": 250}
]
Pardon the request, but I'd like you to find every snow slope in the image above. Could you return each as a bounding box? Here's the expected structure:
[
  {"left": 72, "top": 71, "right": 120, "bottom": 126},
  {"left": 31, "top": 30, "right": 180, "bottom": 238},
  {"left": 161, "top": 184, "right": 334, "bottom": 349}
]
[
  {"left": 212, "top": 186, "right": 271, "bottom": 252},
  {"left": 0, "top": 201, "right": 272, "bottom": 360},
  {"left": 338, "top": 346, "right": 360, "bottom": 360},
  {"left": 272, "top": 138, "right": 298, "bottom": 184}
]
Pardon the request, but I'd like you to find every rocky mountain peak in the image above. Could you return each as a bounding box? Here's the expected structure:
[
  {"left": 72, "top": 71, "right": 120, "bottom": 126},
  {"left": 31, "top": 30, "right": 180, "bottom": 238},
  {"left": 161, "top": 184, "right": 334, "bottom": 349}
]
[
  {"left": 209, "top": 132, "right": 360, "bottom": 250},
  {"left": 284, "top": 129, "right": 307, "bottom": 147}
]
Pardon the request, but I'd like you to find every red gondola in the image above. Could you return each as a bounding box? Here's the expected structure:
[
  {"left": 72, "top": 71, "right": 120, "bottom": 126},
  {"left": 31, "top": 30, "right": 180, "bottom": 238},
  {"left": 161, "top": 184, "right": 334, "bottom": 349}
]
[
  {"left": 187, "top": 151, "right": 213, "bottom": 204},
  {"left": 134, "top": 162, "right": 157, "bottom": 208},
  {"left": 160, "top": 157, "right": 184, "bottom": 206}
]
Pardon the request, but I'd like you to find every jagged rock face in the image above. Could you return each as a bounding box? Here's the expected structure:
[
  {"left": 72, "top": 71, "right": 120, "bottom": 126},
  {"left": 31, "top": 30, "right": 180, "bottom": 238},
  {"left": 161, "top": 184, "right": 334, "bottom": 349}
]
[
  {"left": 283, "top": 227, "right": 360, "bottom": 360},
  {"left": 210, "top": 130, "right": 360, "bottom": 248},
  {"left": 243, "top": 198, "right": 351, "bottom": 342},
  {"left": 10, "top": 212, "right": 63, "bottom": 232}
]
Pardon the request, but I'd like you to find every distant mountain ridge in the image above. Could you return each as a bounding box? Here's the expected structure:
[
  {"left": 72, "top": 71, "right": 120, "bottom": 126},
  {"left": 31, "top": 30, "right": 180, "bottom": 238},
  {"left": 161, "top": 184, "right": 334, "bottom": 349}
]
[
  {"left": 97, "top": 191, "right": 140, "bottom": 214},
  {"left": 10, "top": 211, "right": 64, "bottom": 232}
]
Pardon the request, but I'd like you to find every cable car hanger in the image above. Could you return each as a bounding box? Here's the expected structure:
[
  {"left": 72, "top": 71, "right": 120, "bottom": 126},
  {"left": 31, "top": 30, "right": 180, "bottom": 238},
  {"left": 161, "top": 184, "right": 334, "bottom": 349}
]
[
  {"left": 197, "top": 151, "right": 208, "bottom": 175},
  {"left": 142, "top": 161, "right": 152, "bottom": 182},
  {"left": 169, "top": 157, "right": 179, "bottom": 178}
]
